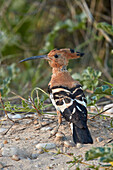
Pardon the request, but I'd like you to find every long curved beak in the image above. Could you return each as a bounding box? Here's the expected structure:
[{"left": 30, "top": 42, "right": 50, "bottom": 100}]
[{"left": 19, "top": 55, "right": 48, "bottom": 63}]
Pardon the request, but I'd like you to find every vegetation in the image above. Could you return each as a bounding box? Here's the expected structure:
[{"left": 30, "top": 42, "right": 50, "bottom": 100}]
[
  {"left": 0, "top": 0, "right": 113, "bottom": 169},
  {"left": 0, "top": 0, "right": 113, "bottom": 98}
]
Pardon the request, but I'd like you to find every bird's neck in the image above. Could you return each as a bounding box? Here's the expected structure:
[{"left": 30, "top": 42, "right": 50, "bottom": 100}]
[
  {"left": 52, "top": 66, "right": 67, "bottom": 75},
  {"left": 50, "top": 66, "right": 77, "bottom": 88}
]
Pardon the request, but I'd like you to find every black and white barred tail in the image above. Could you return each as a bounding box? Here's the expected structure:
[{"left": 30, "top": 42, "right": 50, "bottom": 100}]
[{"left": 48, "top": 84, "right": 93, "bottom": 144}]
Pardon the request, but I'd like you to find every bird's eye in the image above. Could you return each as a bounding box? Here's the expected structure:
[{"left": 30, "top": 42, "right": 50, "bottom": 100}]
[{"left": 54, "top": 54, "right": 59, "bottom": 58}]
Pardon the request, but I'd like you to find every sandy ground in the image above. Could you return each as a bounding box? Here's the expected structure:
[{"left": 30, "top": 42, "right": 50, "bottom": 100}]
[{"left": 0, "top": 112, "right": 113, "bottom": 170}]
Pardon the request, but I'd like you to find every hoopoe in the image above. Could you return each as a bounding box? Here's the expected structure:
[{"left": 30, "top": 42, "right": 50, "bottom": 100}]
[{"left": 20, "top": 48, "right": 93, "bottom": 144}]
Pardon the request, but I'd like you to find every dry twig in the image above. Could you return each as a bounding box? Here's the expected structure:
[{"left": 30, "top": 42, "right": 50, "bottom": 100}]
[
  {"left": 2, "top": 124, "right": 15, "bottom": 135},
  {"left": 35, "top": 120, "right": 56, "bottom": 131},
  {"left": 11, "top": 91, "right": 42, "bottom": 117},
  {"left": 90, "top": 106, "right": 113, "bottom": 120},
  {"left": 29, "top": 96, "right": 42, "bottom": 117},
  {"left": 78, "top": 0, "right": 113, "bottom": 45}
]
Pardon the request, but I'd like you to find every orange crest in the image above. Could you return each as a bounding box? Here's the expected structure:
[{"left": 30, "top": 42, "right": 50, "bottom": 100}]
[{"left": 47, "top": 48, "right": 84, "bottom": 68}]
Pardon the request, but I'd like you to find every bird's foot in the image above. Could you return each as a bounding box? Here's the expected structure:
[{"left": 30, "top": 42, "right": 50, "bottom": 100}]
[{"left": 49, "top": 123, "right": 61, "bottom": 138}]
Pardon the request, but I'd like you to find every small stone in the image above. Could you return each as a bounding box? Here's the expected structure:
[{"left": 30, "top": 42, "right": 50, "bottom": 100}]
[
  {"left": 35, "top": 125, "right": 41, "bottom": 129},
  {"left": 0, "top": 162, "right": 4, "bottom": 169},
  {"left": 8, "top": 114, "right": 23, "bottom": 119},
  {"left": 76, "top": 143, "right": 83, "bottom": 148},
  {"left": 41, "top": 121, "right": 49, "bottom": 126},
  {"left": 96, "top": 137, "right": 104, "bottom": 142},
  {"left": 15, "top": 137, "right": 20, "bottom": 141},
  {"left": 0, "top": 143, "right": 4, "bottom": 148},
  {"left": 51, "top": 128, "right": 58, "bottom": 135},
  {"left": 27, "top": 157, "right": 31, "bottom": 160},
  {"left": 41, "top": 127, "right": 52, "bottom": 132},
  {"left": 56, "top": 132, "right": 64, "bottom": 139},
  {"left": 3, "top": 140, "right": 8, "bottom": 144},
  {"left": 35, "top": 164, "right": 40, "bottom": 168},
  {"left": 1, "top": 147, "right": 10, "bottom": 156},
  {"left": 55, "top": 132, "right": 64, "bottom": 142},
  {"left": 11, "top": 155, "right": 20, "bottom": 161},
  {"left": 0, "top": 128, "right": 7, "bottom": 133},
  {"left": 36, "top": 143, "right": 56, "bottom": 150},
  {"left": 37, "top": 149, "right": 44, "bottom": 154},
  {"left": 33, "top": 141, "right": 38, "bottom": 145},
  {"left": 2, "top": 147, "right": 19, "bottom": 157},
  {"left": 2, "top": 146, "right": 30, "bottom": 158},
  {"left": 0, "top": 151, "right": 2, "bottom": 157},
  {"left": 48, "top": 164, "right": 54, "bottom": 168},
  {"left": 50, "top": 157, "right": 56, "bottom": 160},
  {"left": 32, "top": 153, "right": 39, "bottom": 159},
  {"left": 13, "top": 114, "right": 24, "bottom": 119},
  {"left": 34, "top": 120, "right": 38, "bottom": 125},
  {"left": 64, "top": 141, "right": 73, "bottom": 148}
]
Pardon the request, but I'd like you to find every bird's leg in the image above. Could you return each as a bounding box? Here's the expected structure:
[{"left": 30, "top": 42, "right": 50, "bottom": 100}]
[
  {"left": 57, "top": 110, "right": 62, "bottom": 125},
  {"left": 49, "top": 110, "right": 62, "bottom": 138},
  {"left": 55, "top": 110, "right": 62, "bottom": 133}
]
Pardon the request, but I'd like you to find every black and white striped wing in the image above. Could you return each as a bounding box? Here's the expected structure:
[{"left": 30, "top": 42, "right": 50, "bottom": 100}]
[{"left": 48, "top": 85, "right": 87, "bottom": 128}]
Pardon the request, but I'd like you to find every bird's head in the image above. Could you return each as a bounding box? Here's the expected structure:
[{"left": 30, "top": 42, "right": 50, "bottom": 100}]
[{"left": 19, "top": 48, "right": 84, "bottom": 68}]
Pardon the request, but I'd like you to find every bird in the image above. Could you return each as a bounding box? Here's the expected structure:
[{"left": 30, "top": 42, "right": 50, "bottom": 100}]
[{"left": 20, "top": 48, "right": 93, "bottom": 144}]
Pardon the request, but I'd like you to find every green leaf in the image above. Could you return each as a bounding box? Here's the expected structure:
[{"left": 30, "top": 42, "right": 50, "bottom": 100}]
[
  {"left": 85, "top": 145, "right": 113, "bottom": 163},
  {"left": 42, "top": 15, "right": 86, "bottom": 53},
  {"left": 22, "top": 100, "right": 28, "bottom": 108},
  {"left": 97, "top": 22, "right": 113, "bottom": 36},
  {"left": 100, "top": 153, "right": 113, "bottom": 162},
  {"left": 94, "top": 85, "right": 113, "bottom": 95},
  {"left": 77, "top": 67, "right": 101, "bottom": 90}
]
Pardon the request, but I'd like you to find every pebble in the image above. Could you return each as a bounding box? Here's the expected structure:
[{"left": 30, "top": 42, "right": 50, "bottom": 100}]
[
  {"left": 11, "top": 155, "right": 20, "bottom": 161},
  {"left": 48, "top": 164, "right": 54, "bottom": 169},
  {"left": 0, "top": 162, "right": 3, "bottom": 169},
  {"left": 76, "top": 143, "right": 83, "bottom": 148},
  {"left": 34, "top": 120, "right": 38, "bottom": 125},
  {"left": 1, "top": 146, "right": 30, "bottom": 158},
  {"left": 41, "top": 127, "right": 52, "bottom": 132},
  {"left": 56, "top": 132, "right": 64, "bottom": 139},
  {"left": 50, "top": 128, "right": 58, "bottom": 135},
  {"left": 0, "top": 143, "right": 4, "bottom": 148},
  {"left": 0, "top": 128, "right": 7, "bottom": 133},
  {"left": 32, "top": 153, "right": 39, "bottom": 159},
  {"left": 50, "top": 157, "right": 56, "bottom": 160},
  {"left": 64, "top": 141, "right": 73, "bottom": 148},
  {"left": 36, "top": 143, "right": 56, "bottom": 150},
  {"left": 37, "top": 149, "right": 44, "bottom": 154},
  {"left": 33, "top": 141, "right": 38, "bottom": 145},
  {"left": 3, "top": 140, "right": 8, "bottom": 144},
  {"left": 7, "top": 114, "right": 23, "bottom": 119},
  {"left": 96, "top": 137, "right": 104, "bottom": 142},
  {"left": 35, "top": 125, "right": 41, "bottom": 129},
  {"left": 35, "top": 164, "right": 40, "bottom": 168},
  {"left": 15, "top": 137, "right": 20, "bottom": 141},
  {"left": 42, "top": 121, "right": 49, "bottom": 126}
]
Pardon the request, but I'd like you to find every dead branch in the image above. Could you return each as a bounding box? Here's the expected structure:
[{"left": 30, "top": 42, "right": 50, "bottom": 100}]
[
  {"left": 89, "top": 106, "right": 113, "bottom": 120},
  {"left": 29, "top": 96, "right": 42, "bottom": 117},
  {"left": 77, "top": 0, "right": 113, "bottom": 46}
]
